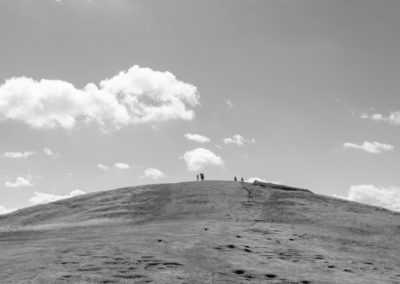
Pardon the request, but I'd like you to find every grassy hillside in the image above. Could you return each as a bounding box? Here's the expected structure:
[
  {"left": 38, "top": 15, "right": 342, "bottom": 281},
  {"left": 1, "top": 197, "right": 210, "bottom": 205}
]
[{"left": 0, "top": 181, "right": 399, "bottom": 283}]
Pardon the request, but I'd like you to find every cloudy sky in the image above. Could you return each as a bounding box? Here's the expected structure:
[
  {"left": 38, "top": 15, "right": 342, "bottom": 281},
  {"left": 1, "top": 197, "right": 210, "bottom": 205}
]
[{"left": 1, "top": 0, "right": 400, "bottom": 213}]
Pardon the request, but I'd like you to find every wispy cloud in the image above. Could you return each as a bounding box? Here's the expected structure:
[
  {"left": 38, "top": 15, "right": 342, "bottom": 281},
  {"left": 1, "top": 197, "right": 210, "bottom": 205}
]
[
  {"left": 97, "top": 164, "right": 110, "bottom": 171},
  {"left": 182, "top": 148, "right": 224, "bottom": 171},
  {"left": 113, "top": 163, "right": 130, "bottom": 170},
  {"left": 334, "top": 185, "right": 400, "bottom": 212},
  {"left": 184, "top": 133, "right": 210, "bottom": 143},
  {"left": 3, "top": 151, "right": 35, "bottom": 159},
  {"left": 43, "top": 147, "right": 61, "bottom": 159},
  {"left": 343, "top": 141, "right": 394, "bottom": 154},
  {"left": 141, "top": 168, "right": 165, "bottom": 180},
  {"left": 5, "top": 176, "right": 33, "bottom": 188},
  {"left": 225, "top": 99, "right": 234, "bottom": 109},
  {"left": 223, "top": 134, "right": 256, "bottom": 146},
  {"left": 0, "top": 65, "right": 199, "bottom": 131},
  {"left": 361, "top": 111, "right": 400, "bottom": 125},
  {"left": 29, "top": 189, "right": 85, "bottom": 206}
]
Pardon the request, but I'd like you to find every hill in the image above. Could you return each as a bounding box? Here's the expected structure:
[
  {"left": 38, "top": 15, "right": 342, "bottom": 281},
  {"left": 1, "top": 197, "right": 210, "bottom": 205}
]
[{"left": 0, "top": 181, "right": 399, "bottom": 283}]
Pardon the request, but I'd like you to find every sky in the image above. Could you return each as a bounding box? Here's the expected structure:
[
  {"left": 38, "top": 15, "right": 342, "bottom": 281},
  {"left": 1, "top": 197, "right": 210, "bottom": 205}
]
[{"left": 1, "top": 0, "right": 400, "bottom": 213}]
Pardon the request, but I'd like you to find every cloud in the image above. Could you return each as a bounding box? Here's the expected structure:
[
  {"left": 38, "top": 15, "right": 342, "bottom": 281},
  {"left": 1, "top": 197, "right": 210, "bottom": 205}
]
[
  {"left": 361, "top": 111, "right": 400, "bottom": 125},
  {"left": 141, "top": 168, "right": 165, "bottom": 180},
  {"left": 43, "top": 147, "right": 61, "bottom": 159},
  {"left": 97, "top": 164, "right": 110, "bottom": 171},
  {"left": 182, "top": 148, "right": 224, "bottom": 171},
  {"left": 246, "top": 177, "right": 282, "bottom": 184},
  {"left": 184, "top": 133, "right": 210, "bottom": 143},
  {"left": 113, "top": 163, "right": 130, "bottom": 169},
  {"left": 343, "top": 141, "right": 394, "bottom": 154},
  {"left": 223, "top": 134, "right": 256, "bottom": 146},
  {"left": 225, "top": 99, "right": 234, "bottom": 109},
  {"left": 0, "top": 205, "right": 16, "bottom": 215},
  {"left": 29, "top": 189, "right": 86, "bottom": 206},
  {"left": 0, "top": 65, "right": 199, "bottom": 131},
  {"left": 5, "top": 176, "right": 32, "bottom": 188},
  {"left": 3, "top": 151, "right": 35, "bottom": 158},
  {"left": 335, "top": 185, "right": 400, "bottom": 212}
]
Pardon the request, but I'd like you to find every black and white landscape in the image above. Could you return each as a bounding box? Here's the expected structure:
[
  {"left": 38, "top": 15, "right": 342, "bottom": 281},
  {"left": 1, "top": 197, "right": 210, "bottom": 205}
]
[{"left": 1, "top": 1, "right": 400, "bottom": 283}]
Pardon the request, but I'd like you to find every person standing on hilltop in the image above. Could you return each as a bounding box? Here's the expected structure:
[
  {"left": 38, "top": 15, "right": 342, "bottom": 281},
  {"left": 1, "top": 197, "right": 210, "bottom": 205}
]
[
  {"left": 234, "top": 176, "right": 237, "bottom": 182},
  {"left": 241, "top": 177, "right": 244, "bottom": 182},
  {"left": 196, "top": 174, "right": 199, "bottom": 181},
  {"left": 200, "top": 173, "right": 205, "bottom": 181}
]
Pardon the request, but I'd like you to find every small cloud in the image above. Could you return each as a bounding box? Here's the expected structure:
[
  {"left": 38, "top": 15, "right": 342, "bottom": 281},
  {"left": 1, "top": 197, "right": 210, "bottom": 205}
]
[
  {"left": 225, "top": 99, "right": 234, "bottom": 109},
  {"left": 184, "top": 133, "right": 210, "bottom": 143},
  {"left": 43, "top": 147, "right": 61, "bottom": 159},
  {"left": 5, "top": 176, "right": 33, "bottom": 188},
  {"left": 343, "top": 141, "right": 394, "bottom": 154},
  {"left": 3, "top": 151, "right": 35, "bottom": 159},
  {"left": 223, "top": 134, "right": 256, "bottom": 146},
  {"left": 245, "top": 177, "right": 281, "bottom": 184},
  {"left": 97, "top": 164, "right": 110, "bottom": 171},
  {"left": 141, "top": 168, "right": 165, "bottom": 180},
  {"left": 335, "top": 185, "right": 400, "bottom": 212},
  {"left": 114, "top": 163, "right": 130, "bottom": 170},
  {"left": 29, "top": 189, "right": 85, "bottom": 206},
  {"left": 65, "top": 172, "right": 73, "bottom": 176},
  {"left": 0, "top": 205, "right": 17, "bottom": 215},
  {"left": 361, "top": 111, "right": 400, "bottom": 125},
  {"left": 182, "top": 148, "right": 224, "bottom": 171},
  {"left": 216, "top": 144, "right": 223, "bottom": 150}
]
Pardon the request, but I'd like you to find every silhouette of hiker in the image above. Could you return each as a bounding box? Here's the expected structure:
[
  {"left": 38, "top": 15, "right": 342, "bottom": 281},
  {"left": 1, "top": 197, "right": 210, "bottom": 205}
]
[
  {"left": 196, "top": 174, "right": 199, "bottom": 181},
  {"left": 241, "top": 177, "right": 244, "bottom": 182},
  {"left": 234, "top": 176, "right": 237, "bottom": 182},
  {"left": 200, "top": 173, "right": 205, "bottom": 181}
]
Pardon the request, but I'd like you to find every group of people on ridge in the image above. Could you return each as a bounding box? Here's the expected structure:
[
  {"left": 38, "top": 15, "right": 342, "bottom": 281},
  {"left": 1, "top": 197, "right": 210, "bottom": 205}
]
[
  {"left": 196, "top": 173, "right": 205, "bottom": 181},
  {"left": 195, "top": 173, "right": 244, "bottom": 183},
  {"left": 234, "top": 176, "right": 244, "bottom": 182}
]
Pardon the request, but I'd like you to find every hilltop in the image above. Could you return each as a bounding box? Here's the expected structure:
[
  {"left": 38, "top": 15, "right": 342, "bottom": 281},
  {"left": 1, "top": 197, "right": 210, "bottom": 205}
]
[{"left": 0, "top": 181, "right": 399, "bottom": 283}]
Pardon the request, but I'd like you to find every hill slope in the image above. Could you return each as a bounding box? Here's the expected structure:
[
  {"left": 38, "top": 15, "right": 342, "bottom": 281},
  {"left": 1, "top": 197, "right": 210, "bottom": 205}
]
[{"left": 0, "top": 181, "right": 399, "bottom": 283}]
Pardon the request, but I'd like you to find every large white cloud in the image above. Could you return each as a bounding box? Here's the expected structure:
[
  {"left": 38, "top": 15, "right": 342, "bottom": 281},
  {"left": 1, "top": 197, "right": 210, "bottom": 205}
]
[
  {"left": 335, "top": 185, "right": 400, "bottom": 212},
  {"left": 0, "top": 65, "right": 199, "bottom": 131},
  {"left": 141, "top": 168, "right": 165, "bottom": 180},
  {"left": 3, "top": 151, "right": 35, "bottom": 158},
  {"left": 361, "top": 111, "right": 400, "bottom": 125},
  {"left": 29, "top": 189, "right": 85, "bottom": 205},
  {"left": 223, "top": 134, "right": 256, "bottom": 146},
  {"left": 182, "top": 148, "right": 224, "bottom": 171},
  {"left": 5, "top": 176, "right": 32, "bottom": 188},
  {"left": 343, "top": 141, "right": 394, "bottom": 154},
  {"left": 184, "top": 133, "right": 210, "bottom": 143}
]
